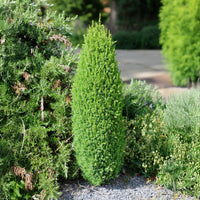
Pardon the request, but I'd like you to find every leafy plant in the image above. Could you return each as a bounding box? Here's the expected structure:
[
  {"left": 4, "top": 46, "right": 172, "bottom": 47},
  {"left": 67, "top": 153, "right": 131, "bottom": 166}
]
[
  {"left": 157, "top": 89, "right": 200, "bottom": 198},
  {"left": 72, "top": 20, "right": 124, "bottom": 186},
  {"left": 0, "top": 0, "right": 77, "bottom": 199},
  {"left": 123, "top": 79, "right": 167, "bottom": 177},
  {"left": 159, "top": 0, "right": 200, "bottom": 86}
]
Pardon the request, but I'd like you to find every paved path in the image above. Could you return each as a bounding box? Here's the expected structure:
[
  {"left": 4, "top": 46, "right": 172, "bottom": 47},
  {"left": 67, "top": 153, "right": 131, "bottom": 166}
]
[
  {"left": 116, "top": 50, "right": 171, "bottom": 87},
  {"left": 115, "top": 50, "right": 188, "bottom": 99}
]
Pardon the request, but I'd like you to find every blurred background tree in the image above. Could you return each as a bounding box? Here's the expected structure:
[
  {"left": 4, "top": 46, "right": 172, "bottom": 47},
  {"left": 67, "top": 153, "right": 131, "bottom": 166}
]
[
  {"left": 47, "top": 0, "right": 109, "bottom": 46},
  {"left": 116, "top": 0, "right": 161, "bottom": 31},
  {"left": 46, "top": 0, "right": 162, "bottom": 49},
  {"left": 48, "top": 0, "right": 108, "bottom": 24}
]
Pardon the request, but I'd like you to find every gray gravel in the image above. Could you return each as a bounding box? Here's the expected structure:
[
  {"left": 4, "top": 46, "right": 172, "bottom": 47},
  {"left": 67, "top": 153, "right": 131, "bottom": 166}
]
[{"left": 59, "top": 174, "right": 195, "bottom": 200}]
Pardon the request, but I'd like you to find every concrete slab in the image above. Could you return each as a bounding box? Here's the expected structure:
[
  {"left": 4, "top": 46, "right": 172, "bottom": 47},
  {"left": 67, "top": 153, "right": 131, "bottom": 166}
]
[
  {"left": 115, "top": 50, "right": 188, "bottom": 99},
  {"left": 115, "top": 50, "right": 168, "bottom": 84}
]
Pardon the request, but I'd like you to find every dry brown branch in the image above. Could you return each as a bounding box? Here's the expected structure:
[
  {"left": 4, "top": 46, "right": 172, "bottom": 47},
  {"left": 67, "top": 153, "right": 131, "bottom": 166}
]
[
  {"left": 66, "top": 95, "right": 71, "bottom": 106},
  {"left": 0, "top": 37, "right": 6, "bottom": 44},
  {"left": 22, "top": 71, "right": 31, "bottom": 81},
  {"left": 12, "top": 82, "right": 26, "bottom": 94},
  {"left": 41, "top": 96, "right": 44, "bottom": 122},
  {"left": 20, "top": 119, "right": 26, "bottom": 153},
  {"left": 49, "top": 34, "right": 72, "bottom": 50},
  {"left": 11, "top": 166, "right": 34, "bottom": 191},
  {"left": 52, "top": 79, "right": 61, "bottom": 90},
  {"left": 58, "top": 64, "right": 70, "bottom": 74},
  {"left": 48, "top": 168, "right": 54, "bottom": 180},
  {"left": 32, "top": 190, "right": 45, "bottom": 200}
]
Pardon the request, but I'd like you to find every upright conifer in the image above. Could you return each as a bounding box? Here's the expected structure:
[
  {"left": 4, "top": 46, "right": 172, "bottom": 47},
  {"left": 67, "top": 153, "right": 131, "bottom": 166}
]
[{"left": 72, "top": 21, "right": 124, "bottom": 186}]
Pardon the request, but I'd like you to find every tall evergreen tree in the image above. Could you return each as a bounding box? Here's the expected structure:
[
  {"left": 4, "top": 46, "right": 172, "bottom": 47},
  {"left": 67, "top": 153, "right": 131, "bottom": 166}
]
[{"left": 72, "top": 21, "right": 124, "bottom": 186}]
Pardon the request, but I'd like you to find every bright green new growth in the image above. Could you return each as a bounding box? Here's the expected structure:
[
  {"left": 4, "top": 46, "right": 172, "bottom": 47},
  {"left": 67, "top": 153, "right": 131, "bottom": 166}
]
[
  {"left": 159, "top": 0, "right": 200, "bottom": 86},
  {"left": 72, "top": 21, "right": 124, "bottom": 186}
]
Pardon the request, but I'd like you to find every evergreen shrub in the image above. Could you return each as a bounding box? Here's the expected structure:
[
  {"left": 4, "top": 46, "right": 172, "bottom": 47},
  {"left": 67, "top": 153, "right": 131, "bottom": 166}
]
[
  {"left": 123, "top": 79, "right": 167, "bottom": 177},
  {"left": 157, "top": 89, "right": 200, "bottom": 198},
  {"left": 72, "top": 21, "right": 124, "bottom": 186},
  {"left": 0, "top": 0, "right": 77, "bottom": 199},
  {"left": 159, "top": 0, "right": 200, "bottom": 86}
]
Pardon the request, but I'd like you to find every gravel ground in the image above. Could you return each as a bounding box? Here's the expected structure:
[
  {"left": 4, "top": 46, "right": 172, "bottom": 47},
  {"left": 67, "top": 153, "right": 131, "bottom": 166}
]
[{"left": 59, "top": 174, "right": 195, "bottom": 200}]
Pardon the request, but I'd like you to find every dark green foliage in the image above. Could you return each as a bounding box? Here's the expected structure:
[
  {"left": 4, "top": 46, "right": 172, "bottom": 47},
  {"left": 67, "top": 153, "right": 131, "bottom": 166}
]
[
  {"left": 72, "top": 21, "right": 124, "bottom": 186},
  {"left": 112, "top": 31, "right": 140, "bottom": 49},
  {"left": 0, "top": 0, "right": 77, "bottom": 199},
  {"left": 116, "top": 0, "right": 161, "bottom": 31},
  {"left": 159, "top": 0, "right": 200, "bottom": 86},
  {"left": 140, "top": 25, "right": 161, "bottom": 49},
  {"left": 157, "top": 89, "right": 200, "bottom": 197},
  {"left": 48, "top": 0, "right": 107, "bottom": 24},
  {"left": 113, "top": 25, "right": 160, "bottom": 49},
  {"left": 123, "top": 79, "right": 167, "bottom": 177}
]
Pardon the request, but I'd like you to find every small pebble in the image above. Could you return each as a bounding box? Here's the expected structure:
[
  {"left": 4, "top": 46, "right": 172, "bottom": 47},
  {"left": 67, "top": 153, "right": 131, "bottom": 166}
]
[{"left": 59, "top": 174, "right": 195, "bottom": 200}]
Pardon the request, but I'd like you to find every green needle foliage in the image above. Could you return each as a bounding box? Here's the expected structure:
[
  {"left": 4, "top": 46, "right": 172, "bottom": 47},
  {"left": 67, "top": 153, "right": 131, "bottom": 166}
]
[
  {"left": 159, "top": 0, "right": 200, "bottom": 86},
  {"left": 72, "top": 21, "right": 124, "bottom": 186},
  {"left": 0, "top": 0, "right": 77, "bottom": 199}
]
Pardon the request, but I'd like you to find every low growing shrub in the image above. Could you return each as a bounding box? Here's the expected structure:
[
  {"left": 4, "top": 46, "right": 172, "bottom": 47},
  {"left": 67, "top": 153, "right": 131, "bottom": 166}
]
[
  {"left": 72, "top": 21, "right": 124, "bottom": 186},
  {"left": 123, "top": 79, "right": 167, "bottom": 177},
  {"left": 157, "top": 89, "right": 200, "bottom": 198},
  {"left": 0, "top": 0, "right": 78, "bottom": 199}
]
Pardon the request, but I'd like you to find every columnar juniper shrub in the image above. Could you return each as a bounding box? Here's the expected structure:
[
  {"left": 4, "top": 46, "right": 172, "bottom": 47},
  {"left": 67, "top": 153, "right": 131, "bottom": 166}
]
[
  {"left": 123, "top": 79, "right": 167, "bottom": 177},
  {"left": 157, "top": 89, "right": 200, "bottom": 198},
  {"left": 72, "top": 21, "right": 124, "bottom": 186},
  {"left": 159, "top": 0, "right": 200, "bottom": 86},
  {"left": 0, "top": 0, "right": 77, "bottom": 199}
]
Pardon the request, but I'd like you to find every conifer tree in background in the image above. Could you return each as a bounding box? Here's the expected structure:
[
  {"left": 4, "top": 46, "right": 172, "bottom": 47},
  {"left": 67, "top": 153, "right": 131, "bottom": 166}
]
[
  {"left": 0, "top": 0, "right": 77, "bottom": 199},
  {"left": 72, "top": 21, "right": 124, "bottom": 186},
  {"left": 159, "top": 0, "right": 200, "bottom": 86}
]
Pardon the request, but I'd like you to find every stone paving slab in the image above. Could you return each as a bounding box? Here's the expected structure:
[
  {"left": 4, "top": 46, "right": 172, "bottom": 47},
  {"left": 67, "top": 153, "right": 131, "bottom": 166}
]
[
  {"left": 115, "top": 50, "right": 188, "bottom": 99},
  {"left": 116, "top": 50, "right": 168, "bottom": 85}
]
